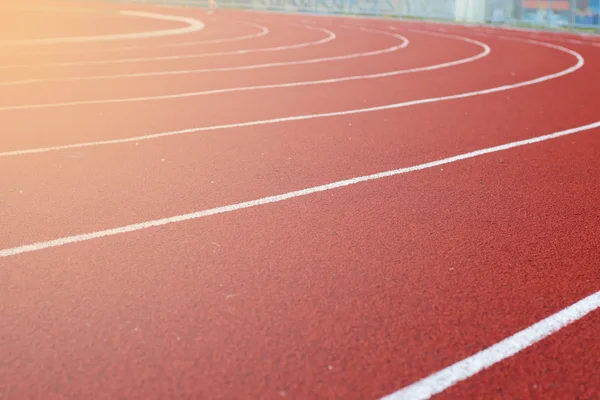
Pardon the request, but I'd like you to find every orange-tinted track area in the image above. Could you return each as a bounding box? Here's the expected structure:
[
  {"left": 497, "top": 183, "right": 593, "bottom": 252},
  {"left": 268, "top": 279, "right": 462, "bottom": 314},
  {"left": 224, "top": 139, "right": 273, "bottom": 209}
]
[{"left": 1, "top": 2, "right": 600, "bottom": 400}]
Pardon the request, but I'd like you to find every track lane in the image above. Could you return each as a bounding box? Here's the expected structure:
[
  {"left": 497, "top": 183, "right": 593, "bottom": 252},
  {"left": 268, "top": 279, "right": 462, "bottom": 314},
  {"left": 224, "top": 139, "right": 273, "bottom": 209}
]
[
  {"left": 0, "top": 6, "right": 185, "bottom": 40},
  {"left": 447, "top": 23, "right": 600, "bottom": 47},
  {"left": 0, "top": 24, "right": 332, "bottom": 71},
  {"left": 0, "top": 7, "right": 218, "bottom": 63},
  {"left": 0, "top": 20, "right": 264, "bottom": 65},
  {"left": 0, "top": 8, "right": 358, "bottom": 63},
  {"left": 438, "top": 310, "right": 600, "bottom": 399},
  {"left": 2, "top": 6, "right": 600, "bottom": 400},
  {"left": 0, "top": 33, "right": 594, "bottom": 254},
  {"left": 1, "top": 126, "right": 600, "bottom": 400},
  {"left": 0, "top": 26, "right": 403, "bottom": 105},
  {"left": 0, "top": 23, "right": 380, "bottom": 83},
  {"left": 0, "top": 9, "right": 204, "bottom": 50},
  {"left": 0, "top": 31, "right": 572, "bottom": 151},
  {"left": 0, "top": 22, "right": 337, "bottom": 87}
]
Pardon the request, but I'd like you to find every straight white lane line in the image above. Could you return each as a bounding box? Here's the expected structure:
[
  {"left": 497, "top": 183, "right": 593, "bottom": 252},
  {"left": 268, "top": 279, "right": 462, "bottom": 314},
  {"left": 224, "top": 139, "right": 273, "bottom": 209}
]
[
  {"left": 1, "top": 120, "right": 599, "bottom": 258},
  {"left": 381, "top": 289, "right": 600, "bottom": 400},
  {"left": 0, "top": 37, "right": 582, "bottom": 157},
  {"left": 0, "top": 10, "right": 204, "bottom": 47},
  {"left": 0, "top": 28, "right": 413, "bottom": 110}
]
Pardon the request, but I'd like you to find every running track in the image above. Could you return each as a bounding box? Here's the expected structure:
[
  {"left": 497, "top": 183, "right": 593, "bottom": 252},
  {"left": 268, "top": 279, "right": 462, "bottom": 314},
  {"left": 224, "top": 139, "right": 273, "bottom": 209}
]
[{"left": 1, "top": 2, "right": 600, "bottom": 399}]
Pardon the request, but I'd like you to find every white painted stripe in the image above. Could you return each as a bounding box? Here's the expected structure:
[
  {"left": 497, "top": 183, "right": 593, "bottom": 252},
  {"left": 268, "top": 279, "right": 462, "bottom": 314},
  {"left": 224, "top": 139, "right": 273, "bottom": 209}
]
[
  {"left": 0, "top": 30, "right": 490, "bottom": 111},
  {"left": 1, "top": 120, "right": 599, "bottom": 258},
  {"left": 26, "top": 22, "right": 270, "bottom": 57},
  {"left": 0, "top": 26, "right": 395, "bottom": 84},
  {"left": 381, "top": 289, "right": 600, "bottom": 400},
  {"left": 474, "top": 26, "right": 600, "bottom": 48},
  {"left": 0, "top": 24, "right": 327, "bottom": 70},
  {"left": 0, "top": 28, "right": 412, "bottom": 110},
  {"left": 0, "top": 10, "right": 204, "bottom": 47},
  {"left": 0, "top": 36, "right": 582, "bottom": 157},
  {"left": 0, "top": 25, "right": 336, "bottom": 86},
  {"left": 155, "top": 22, "right": 268, "bottom": 47},
  {"left": 390, "top": 11, "right": 600, "bottom": 42}
]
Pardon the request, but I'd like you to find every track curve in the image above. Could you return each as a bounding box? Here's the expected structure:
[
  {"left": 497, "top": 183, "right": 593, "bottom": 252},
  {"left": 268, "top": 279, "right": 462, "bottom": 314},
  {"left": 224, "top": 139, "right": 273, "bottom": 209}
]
[{"left": 1, "top": 5, "right": 599, "bottom": 400}]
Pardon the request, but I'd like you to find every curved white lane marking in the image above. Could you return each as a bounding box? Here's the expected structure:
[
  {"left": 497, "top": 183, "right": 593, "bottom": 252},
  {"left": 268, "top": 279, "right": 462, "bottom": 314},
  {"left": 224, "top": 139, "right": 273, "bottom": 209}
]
[
  {"left": 0, "top": 24, "right": 324, "bottom": 69},
  {"left": 1, "top": 119, "right": 598, "bottom": 257},
  {"left": 0, "top": 29, "right": 490, "bottom": 111},
  {"left": 0, "top": 25, "right": 336, "bottom": 85},
  {"left": 471, "top": 25, "right": 600, "bottom": 44},
  {"left": 382, "top": 287, "right": 600, "bottom": 400},
  {"left": 0, "top": 35, "right": 583, "bottom": 157},
  {"left": 150, "top": 22, "right": 268, "bottom": 48},
  {"left": 9, "top": 27, "right": 397, "bottom": 81},
  {"left": 24, "top": 22, "right": 270, "bottom": 57},
  {"left": 0, "top": 10, "right": 204, "bottom": 47},
  {"left": 390, "top": 11, "right": 600, "bottom": 42},
  {"left": 471, "top": 26, "right": 600, "bottom": 48}
]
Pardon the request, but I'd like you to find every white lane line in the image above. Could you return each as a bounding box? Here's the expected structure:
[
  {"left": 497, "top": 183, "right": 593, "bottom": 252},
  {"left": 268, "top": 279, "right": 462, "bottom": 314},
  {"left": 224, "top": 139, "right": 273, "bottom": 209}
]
[
  {"left": 0, "top": 25, "right": 337, "bottom": 85},
  {"left": 239, "top": 3, "right": 600, "bottom": 43},
  {"left": 24, "top": 22, "right": 270, "bottom": 57},
  {"left": 0, "top": 10, "right": 204, "bottom": 47},
  {"left": 386, "top": 11, "right": 600, "bottom": 42},
  {"left": 157, "top": 22, "right": 268, "bottom": 47},
  {"left": 0, "top": 36, "right": 583, "bottom": 157},
  {"left": 1, "top": 120, "right": 599, "bottom": 258},
  {"left": 0, "top": 28, "right": 416, "bottom": 111},
  {"left": 0, "top": 79, "right": 40, "bottom": 86},
  {"left": 0, "top": 29, "right": 488, "bottom": 111},
  {"left": 0, "top": 24, "right": 322, "bottom": 69},
  {"left": 474, "top": 27, "right": 600, "bottom": 47},
  {"left": 166, "top": 23, "right": 335, "bottom": 55},
  {"left": 381, "top": 289, "right": 600, "bottom": 400}
]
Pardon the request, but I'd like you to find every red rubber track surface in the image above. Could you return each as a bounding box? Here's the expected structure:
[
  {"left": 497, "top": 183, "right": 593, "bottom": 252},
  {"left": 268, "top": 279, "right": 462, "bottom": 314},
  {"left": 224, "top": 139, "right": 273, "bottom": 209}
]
[
  {"left": 442, "top": 310, "right": 600, "bottom": 399},
  {"left": 1, "top": 3, "right": 600, "bottom": 400}
]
